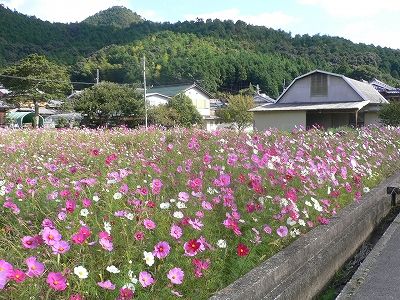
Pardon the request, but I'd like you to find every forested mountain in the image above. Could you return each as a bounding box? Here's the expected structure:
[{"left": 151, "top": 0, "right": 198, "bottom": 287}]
[
  {"left": 0, "top": 4, "right": 399, "bottom": 96},
  {"left": 82, "top": 6, "right": 142, "bottom": 28}
]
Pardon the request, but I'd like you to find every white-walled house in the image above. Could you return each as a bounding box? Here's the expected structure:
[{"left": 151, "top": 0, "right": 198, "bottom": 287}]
[
  {"left": 146, "top": 93, "right": 170, "bottom": 106},
  {"left": 250, "top": 70, "right": 388, "bottom": 131},
  {"left": 147, "top": 83, "right": 217, "bottom": 130}
]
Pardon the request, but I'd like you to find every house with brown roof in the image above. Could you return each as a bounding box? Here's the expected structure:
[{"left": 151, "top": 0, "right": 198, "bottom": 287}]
[{"left": 250, "top": 70, "right": 388, "bottom": 131}]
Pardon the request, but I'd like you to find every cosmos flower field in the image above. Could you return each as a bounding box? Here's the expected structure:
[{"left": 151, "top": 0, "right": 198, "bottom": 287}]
[{"left": 1, "top": 127, "right": 400, "bottom": 299}]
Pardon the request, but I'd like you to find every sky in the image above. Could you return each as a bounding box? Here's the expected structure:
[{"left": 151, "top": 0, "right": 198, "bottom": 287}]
[{"left": 2, "top": 0, "right": 400, "bottom": 50}]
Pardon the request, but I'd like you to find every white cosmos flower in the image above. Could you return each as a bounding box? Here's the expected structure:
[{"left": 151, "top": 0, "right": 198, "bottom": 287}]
[
  {"left": 104, "top": 221, "right": 112, "bottom": 234},
  {"left": 0, "top": 180, "right": 5, "bottom": 186},
  {"left": 298, "top": 219, "right": 306, "bottom": 226},
  {"left": 80, "top": 209, "right": 89, "bottom": 217},
  {"left": 123, "top": 283, "right": 136, "bottom": 291},
  {"left": 363, "top": 187, "right": 370, "bottom": 193},
  {"left": 287, "top": 217, "right": 297, "bottom": 226},
  {"left": 173, "top": 211, "right": 184, "bottom": 219},
  {"left": 106, "top": 265, "right": 120, "bottom": 273},
  {"left": 93, "top": 195, "right": 99, "bottom": 202},
  {"left": 143, "top": 251, "right": 155, "bottom": 266},
  {"left": 216, "top": 239, "right": 227, "bottom": 248},
  {"left": 113, "top": 192, "right": 122, "bottom": 200},
  {"left": 74, "top": 266, "right": 89, "bottom": 279},
  {"left": 125, "top": 213, "right": 134, "bottom": 220},
  {"left": 128, "top": 270, "right": 138, "bottom": 284},
  {"left": 160, "top": 202, "right": 170, "bottom": 209},
  {"left": 176, "top": 201, "right": 186, "bottom": 209}
]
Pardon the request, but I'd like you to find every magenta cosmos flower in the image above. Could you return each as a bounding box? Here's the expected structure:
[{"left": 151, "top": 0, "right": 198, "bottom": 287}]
[
  {"left": 10, "top": 269, "right": 26, "bottom": 283},
  {"left": 143, "top": 219, "right": 156, "bottom": 230},
  {"left": 153, "top": 241, "right": 171, "bottom": 259},
  {"left": 167, "top": 267, "right": 184, "bottom": 285},
  {"left": 52, "top": 240, "right": 70, "bottom": 254},
  {"left": 277, "top": 226, "right": 288, "bottom": 238},
  {"left": 21, "top": 235, "right": 39, "bottom": 249},
  {"left": 139, "top": 271, "right": 154, "bottom": 288},
  {"left": 97, "top": 280, "right": 116, "bottom": 290},
  {"left": 42, "top": 227, "right": 62, "bottom": 246},
  {"left": 47, "top": 272, "right": 67, "bottom": 291},
  {"left": 25, "top": 256, "right": 45, "bottom": 277}
]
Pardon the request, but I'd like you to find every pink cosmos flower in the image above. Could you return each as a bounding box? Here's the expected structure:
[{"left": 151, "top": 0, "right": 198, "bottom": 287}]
[
  {"left": 170, "top": 224, "right": 183, "bottom": 239},
  {"left": 97, "top": 280, "right": 116, "bottom": 290},
  {"left": 167, "top": 267, "right": 184, "bottom": 285},
  {"left": 201, "top": 201, "right": 212, "bottom": 210},
  {"left": 52, "top": 240, "right": 70, "bottom": 254},
  {"left": 143, "top": 219, "right": 156, "bottom": 230},
  {"left": 46, "top": 272, "right": 67, "bottom": 291},
  {"left": 10, "top": 269, "right": 26, "bottom": 283},
  {"left": 188, "top": 218, "right": 203, "bottom": 231},
  {"left": 178, "top": 192, "right": 190, "bottom": 202},
  {"left": 70, "top": 294, "right": 84, "bottom": 300},
  {"left": 99, "top": 238, "right": 113, "bottom": 251},
  {"left": 263, "top": 225, "right": 272, "bottom": 235},
  {"left": 153, "top": 241, "right": 171, "bottom": 259},
  {"left": 42, "top": 227, "right": 62, "bottom": 246},
  {"left": 134, "top": 231, "right": 145, "bottom": 241},
  {"left": 118, "top": 287, "right": 134, "bottom": 300},
  {"left": 21, "top": 235, "right": 39, "bottom": 249},
  {"left": 151, "top": 178, "right": 163, "bottom": 195},
  {"left": 42, "top": 218, "right": 55, "bottom": 228},
  {"left": 139, "top": 271, "right": 154, "bottom": 288},
  {"left": 25, "top": 256, "right": 45, "bottom": 277},
  {"left": 277, "top": 226, "right": 288, "bottom": 238},
  {"left": 0, "top": 260, "right": 13, "bottom": 289}
]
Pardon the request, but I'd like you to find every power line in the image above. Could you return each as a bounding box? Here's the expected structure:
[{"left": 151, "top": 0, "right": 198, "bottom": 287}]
[{"left": 0, "top": 74, "right": 96, "bottom": 86}]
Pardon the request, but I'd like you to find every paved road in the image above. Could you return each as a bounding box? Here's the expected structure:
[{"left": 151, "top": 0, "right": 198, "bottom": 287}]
[{"left": 337, "top": 212, "right": 400, "bottom": 299}]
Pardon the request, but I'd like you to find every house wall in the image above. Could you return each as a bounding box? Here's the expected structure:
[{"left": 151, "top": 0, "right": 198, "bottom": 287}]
[
  {"left": 364, "top": 112, "right": 381, "bottom": 125},
  {"left": 184, "top": 88, "right": 211, "bottom": 116},
  {"left": 253, "top": 111, "right": 306, "bottom": 131},
  {"left": 279, "top": 75, "right": 364, "bottom": 104},
  {"left": 147, "top": 94, "right": 168, "bottom": 106}
]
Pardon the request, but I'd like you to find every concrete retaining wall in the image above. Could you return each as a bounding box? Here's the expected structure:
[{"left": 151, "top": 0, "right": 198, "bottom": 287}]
[{"left": 210, "top": 172, "right": 400, "bottom": 300}]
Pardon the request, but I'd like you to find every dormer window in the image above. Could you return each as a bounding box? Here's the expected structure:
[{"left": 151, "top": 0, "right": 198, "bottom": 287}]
[{"left": 310, "top": 73, "right": 328, "bottom": 97}]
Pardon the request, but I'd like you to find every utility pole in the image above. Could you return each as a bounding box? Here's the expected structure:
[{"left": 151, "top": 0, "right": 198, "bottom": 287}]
[
  {"left": 96, "top": 69, "right": 99, "bottom": 84},
  {"left": 143, "top": 55, "right": 148, "bottom": 129}
]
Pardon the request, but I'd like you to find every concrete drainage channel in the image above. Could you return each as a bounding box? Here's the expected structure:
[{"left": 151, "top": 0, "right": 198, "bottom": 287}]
[
  {"left": 211, "top": 172, "right": 400, "bottom": 300},
  {"left": 316, "top": 204, "right": 400, "bottom": 300}
]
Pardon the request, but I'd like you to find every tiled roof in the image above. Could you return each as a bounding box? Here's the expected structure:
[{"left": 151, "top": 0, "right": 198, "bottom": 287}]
[{"left": 148, "top": 84, "right": 194, "bottom": 97}]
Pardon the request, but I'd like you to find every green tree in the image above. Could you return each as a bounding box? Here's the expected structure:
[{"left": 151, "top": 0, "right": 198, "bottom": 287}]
[
  {"left": 168, "top": 93, "right": 202, "bottom": 127},
  {"left": 73, "top": 82, "right": 144, "bottom": 127},
  {"left": 379, "top": 102, "right": 400, "bottom": 126},
  {"left": 216, "top": 94, "right": 255, "bottom": 131},
  {"left": 148, "top": 104, "right": 180, "bottom": 128},
  {"left": 1, "top": 54, "right": 71, "bottom": 127}
]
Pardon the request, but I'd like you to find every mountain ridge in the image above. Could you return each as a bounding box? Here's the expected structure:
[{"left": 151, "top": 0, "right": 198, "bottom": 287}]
[{"left": 0, "top": 5, "right": 399, "bottom": 95}]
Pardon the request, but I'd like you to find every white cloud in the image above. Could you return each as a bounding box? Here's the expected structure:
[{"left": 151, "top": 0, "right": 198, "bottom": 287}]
[
  {"left": 338, "top": 22, "right": 400, "bottom": 50},
  {"left": 185, "top": 8, "right": 298, "bottom": 29},
  {"left": 2, "top": 0, "right": 129, "bottom": 23},
  {"left": 297, "top": 0, "right": 400, "bottom": 18}
]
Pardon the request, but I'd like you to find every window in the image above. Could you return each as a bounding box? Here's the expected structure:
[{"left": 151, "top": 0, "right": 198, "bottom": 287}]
[{"left": 310, "top": 73, "right": 328, "bottom": 97}]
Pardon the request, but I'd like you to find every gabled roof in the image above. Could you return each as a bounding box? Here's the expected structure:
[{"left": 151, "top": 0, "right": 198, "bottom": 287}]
[
  {"left": 275, "top": 70, "right": 388, "bottom": 105},
  {"left": 148, "top": 83, "right": 213, "bottom": 98}
]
